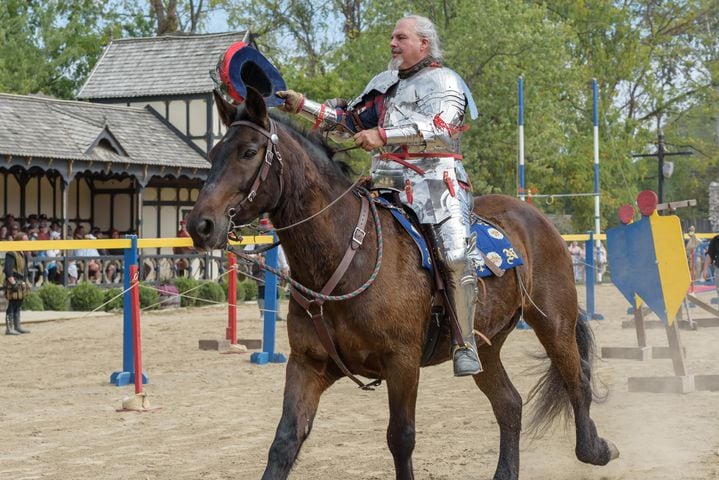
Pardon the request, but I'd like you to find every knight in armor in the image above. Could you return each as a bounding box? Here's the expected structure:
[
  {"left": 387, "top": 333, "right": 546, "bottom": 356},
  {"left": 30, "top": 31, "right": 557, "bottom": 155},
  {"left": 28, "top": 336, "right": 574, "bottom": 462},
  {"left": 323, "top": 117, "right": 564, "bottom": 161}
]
[{"left": 276, "top": 15, "right": 482, "bottom": 376}]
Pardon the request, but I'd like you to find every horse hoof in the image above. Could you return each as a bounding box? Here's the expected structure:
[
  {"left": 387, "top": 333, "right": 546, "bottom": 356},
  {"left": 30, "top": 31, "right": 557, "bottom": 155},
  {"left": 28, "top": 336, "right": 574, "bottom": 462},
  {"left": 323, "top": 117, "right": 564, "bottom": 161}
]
[{"left": 607, "top": 441, "right": 620, "bottom": 461}]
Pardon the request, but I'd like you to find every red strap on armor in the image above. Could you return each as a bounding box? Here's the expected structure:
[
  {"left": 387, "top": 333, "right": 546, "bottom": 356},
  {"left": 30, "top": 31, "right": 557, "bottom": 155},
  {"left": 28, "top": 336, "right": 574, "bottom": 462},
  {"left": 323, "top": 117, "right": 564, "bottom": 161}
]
[
  {"left": 433, "top": 113, "right": 469, "bottom": 135},
  {"left": 379, "top": 147, "right": 463, "bottom": 176},
  {"left": 312, "top": 104, "right": 326, "bottom": 130},
  {"left": 443, "top": 171, "right": 456, "bottom": 197}
]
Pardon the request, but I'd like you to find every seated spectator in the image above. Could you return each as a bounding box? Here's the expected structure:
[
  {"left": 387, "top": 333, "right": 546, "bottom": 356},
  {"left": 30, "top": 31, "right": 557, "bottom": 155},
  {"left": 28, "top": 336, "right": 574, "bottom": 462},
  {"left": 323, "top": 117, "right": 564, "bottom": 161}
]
[
  {"left": 45, "top": 230, "right": 63, "bottom": 284},
  {"left": 0, "top": 225, "right": 7, "bottom": 241},
  {"left": 67, "top": 225, "right": 86, "bottom": 284},
  {"left": 78, "top": 233, "right": 102, "bottom": 283},
  {"left": 8, "top": 223, "right": 21, "bottom": 239},
  {"left": 24, "top": 213, "right": 39, "bottom": 232},
  {"left": 173, "top": 220, "right": 194, "bottom": 277},
  {"left": 3, "top": 213, "right": 15, "bottom": 230},
  {"left": 37, "top": 221, "right": 51, "bottom": 240},
  {"left": 49, "top": 221, "right": 62, "bottom": 239},
  {"left": 106, "top": 228, "right": 124, "bottom": 255}
]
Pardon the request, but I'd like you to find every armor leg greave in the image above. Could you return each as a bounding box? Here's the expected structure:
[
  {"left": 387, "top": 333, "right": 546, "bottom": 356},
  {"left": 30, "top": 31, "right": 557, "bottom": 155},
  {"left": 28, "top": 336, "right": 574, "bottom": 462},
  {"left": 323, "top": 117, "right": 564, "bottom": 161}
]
[{"left": 431, "top": 215, "right": 483, "bottom": 376}]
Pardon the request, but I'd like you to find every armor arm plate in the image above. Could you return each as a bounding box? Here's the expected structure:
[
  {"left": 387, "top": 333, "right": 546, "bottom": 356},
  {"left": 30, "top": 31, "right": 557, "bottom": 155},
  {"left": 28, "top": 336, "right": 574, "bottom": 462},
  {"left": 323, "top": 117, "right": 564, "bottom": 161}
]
[{"left": 298, "top": 98, "right": 353, "bottom": 142}]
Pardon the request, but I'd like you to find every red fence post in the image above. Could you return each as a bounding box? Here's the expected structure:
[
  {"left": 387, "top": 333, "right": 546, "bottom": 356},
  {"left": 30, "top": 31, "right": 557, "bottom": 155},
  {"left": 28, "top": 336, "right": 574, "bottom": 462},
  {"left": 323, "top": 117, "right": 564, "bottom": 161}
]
[
  {"left": 227, "top": 252, "right": 237, "bottom": 344},
  {"left": 130, "top": 264, "right": 143, "bottom": 395}
]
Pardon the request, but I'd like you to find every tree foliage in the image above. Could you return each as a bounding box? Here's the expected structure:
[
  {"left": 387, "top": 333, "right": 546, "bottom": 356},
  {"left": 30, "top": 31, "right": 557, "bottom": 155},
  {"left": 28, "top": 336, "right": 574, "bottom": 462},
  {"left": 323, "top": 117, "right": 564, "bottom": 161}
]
[{"left": 1, "top": 0, "right": 717, "bottom": 231}]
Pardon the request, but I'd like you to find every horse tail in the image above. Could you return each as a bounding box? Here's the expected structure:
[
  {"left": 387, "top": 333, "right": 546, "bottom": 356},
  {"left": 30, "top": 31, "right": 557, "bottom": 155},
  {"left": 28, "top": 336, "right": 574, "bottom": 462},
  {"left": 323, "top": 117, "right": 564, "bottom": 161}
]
[{"left": 525, "top": 309, "right": 605, "bottom": 436}]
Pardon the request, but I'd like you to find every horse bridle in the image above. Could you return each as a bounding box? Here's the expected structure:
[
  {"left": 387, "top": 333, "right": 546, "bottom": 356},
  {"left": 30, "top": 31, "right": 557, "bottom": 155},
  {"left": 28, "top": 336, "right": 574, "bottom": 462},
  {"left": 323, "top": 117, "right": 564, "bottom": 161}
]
[
  {"left": 223, "top": 118, "right": 385, "bottom": 391},
  {"left": 226, "top": 119, "right": 284, "bottom": 239}
]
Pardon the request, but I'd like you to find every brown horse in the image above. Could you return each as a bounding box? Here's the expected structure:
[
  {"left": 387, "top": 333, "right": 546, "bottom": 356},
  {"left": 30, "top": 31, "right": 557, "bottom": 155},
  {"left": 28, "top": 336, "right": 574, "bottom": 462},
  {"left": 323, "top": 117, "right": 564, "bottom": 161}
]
[{"left": 187, "top": 88, "right": 619, "bottom": 480}]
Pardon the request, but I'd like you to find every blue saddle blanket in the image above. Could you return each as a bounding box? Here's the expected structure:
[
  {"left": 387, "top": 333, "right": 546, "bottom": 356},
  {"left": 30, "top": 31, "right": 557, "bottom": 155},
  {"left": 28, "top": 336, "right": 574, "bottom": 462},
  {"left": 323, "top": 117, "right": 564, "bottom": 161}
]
[{"left": 375, "top": 198, "right": 523, "bottom": 278}]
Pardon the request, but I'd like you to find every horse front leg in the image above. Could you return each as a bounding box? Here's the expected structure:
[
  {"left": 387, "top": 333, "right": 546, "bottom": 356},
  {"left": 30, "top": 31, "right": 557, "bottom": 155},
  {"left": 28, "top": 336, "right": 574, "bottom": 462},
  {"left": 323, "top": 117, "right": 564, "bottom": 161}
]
[
  {"left": 386, "top": 365, "right": 420, "bottom": 480},
  {"left": 262, "top": 354, "right": 335, "bottom": 480}
]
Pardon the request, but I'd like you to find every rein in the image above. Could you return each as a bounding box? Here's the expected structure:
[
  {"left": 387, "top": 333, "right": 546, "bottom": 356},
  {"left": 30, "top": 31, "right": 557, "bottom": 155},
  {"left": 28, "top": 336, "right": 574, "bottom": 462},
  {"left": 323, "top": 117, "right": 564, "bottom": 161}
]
[
  {"left": 228, "top": 190, "right": 384, "bottom": 303},
  {"left": 228, "top": 191, "right": 384, "bottom": 391}
]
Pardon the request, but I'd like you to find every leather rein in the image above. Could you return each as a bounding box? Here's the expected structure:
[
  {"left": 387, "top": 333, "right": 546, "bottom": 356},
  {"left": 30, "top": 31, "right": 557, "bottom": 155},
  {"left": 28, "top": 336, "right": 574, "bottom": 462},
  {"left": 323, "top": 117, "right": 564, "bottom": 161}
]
[{"left": 225, "top": 118, "right": 383, "bottom": 391}]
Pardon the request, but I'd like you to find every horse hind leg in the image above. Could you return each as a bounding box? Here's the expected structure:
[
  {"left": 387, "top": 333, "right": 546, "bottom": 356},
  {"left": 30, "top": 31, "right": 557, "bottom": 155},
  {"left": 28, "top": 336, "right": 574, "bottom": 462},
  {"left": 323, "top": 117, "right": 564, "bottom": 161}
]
[
  {"left": 523, "top": 306, "right": 620, "bottom": 466},
  {"left": 473, "top": 326, "right": 522, "bottom": 480}
]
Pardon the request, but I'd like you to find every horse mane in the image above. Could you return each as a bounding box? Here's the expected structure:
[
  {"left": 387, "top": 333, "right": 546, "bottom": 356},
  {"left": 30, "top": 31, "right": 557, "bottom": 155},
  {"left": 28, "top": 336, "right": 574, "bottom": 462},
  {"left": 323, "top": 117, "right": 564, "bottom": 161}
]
[{"left": 269, "top": 112, "right": 356, "bottom": 180}]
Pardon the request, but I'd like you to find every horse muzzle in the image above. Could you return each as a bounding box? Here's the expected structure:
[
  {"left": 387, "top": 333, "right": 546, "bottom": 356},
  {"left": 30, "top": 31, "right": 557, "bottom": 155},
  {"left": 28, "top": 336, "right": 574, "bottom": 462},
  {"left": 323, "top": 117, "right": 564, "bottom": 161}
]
[{"left": 186, "top": 214, "right": 228, "bottom": 251}]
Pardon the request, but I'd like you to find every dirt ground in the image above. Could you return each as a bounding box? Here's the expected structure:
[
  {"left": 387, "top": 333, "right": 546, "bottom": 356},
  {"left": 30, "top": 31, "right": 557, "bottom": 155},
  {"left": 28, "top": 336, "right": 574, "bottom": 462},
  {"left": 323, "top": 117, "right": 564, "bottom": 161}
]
[{"left": 1, "top": 283, "right": 719, "bottom": 480}]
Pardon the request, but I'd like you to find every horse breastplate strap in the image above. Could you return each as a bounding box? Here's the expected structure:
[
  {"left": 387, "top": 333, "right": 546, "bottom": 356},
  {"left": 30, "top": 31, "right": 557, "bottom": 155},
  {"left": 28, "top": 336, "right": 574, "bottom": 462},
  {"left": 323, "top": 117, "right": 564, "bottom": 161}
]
[{"left": 290, "top": 195, "right": 379, "bottom": 390}]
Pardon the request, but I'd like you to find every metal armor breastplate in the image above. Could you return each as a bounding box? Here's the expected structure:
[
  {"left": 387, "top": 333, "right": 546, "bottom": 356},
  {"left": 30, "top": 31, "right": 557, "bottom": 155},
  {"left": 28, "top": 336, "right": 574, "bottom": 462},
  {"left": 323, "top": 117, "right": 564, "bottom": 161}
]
[{"left": 370, "top": 66, "right": 470, "bottom": 224}]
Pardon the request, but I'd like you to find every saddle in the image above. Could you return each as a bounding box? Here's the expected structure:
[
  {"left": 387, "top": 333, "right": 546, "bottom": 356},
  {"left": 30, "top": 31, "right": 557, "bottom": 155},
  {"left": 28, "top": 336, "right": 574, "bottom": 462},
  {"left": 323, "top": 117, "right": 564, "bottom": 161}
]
[{"left": 372, "top": 194, "right": 524, "bottom": 365}]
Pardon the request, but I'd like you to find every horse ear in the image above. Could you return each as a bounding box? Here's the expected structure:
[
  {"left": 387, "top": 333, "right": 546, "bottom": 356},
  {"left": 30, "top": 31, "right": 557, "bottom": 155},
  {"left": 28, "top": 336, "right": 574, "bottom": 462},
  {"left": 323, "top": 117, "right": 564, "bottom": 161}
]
[
  {"left": 213, "top": 90, "right": 237, "bottom": 127},
  {"left": 244, "top": 86, "right": 269, "bottom": 129}
]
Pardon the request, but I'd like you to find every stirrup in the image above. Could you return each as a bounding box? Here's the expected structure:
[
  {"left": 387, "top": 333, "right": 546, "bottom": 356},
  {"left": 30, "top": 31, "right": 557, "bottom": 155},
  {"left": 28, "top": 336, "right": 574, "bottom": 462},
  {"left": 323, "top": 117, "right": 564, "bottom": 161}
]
[{"left": 452, "top": 344, "right": 482, "bottom": 376}]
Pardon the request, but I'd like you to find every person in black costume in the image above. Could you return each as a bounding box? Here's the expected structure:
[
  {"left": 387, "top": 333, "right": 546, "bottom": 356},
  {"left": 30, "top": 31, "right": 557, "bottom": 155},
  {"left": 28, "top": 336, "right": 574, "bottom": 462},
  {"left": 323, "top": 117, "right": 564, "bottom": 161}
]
[{"left": 5, "top": 232, "right": 31, "bottom": 335}]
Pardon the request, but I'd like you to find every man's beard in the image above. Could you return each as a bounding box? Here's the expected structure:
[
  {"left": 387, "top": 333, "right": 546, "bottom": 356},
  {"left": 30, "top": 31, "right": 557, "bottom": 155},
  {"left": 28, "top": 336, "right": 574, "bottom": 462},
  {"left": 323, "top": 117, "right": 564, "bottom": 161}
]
[{"left": 388, "top": 55, "right": 403, "bottom": 71}]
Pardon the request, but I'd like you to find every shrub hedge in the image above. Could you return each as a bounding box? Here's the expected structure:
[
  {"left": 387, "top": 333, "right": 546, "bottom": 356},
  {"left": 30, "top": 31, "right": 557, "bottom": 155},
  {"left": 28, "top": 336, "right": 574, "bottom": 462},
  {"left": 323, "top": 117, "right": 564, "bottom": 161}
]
[
  {"left": 23, "top": 292, "right": 44, "bottom": 311},
  {"left": 37, "top": 283, "right": 70, "bottom": 311},
  {"left": 173, "top": 277, "right": 199, "bottom": 307},
  {"left": 103, "top": 287, "right": 124, "bottom": 312}
]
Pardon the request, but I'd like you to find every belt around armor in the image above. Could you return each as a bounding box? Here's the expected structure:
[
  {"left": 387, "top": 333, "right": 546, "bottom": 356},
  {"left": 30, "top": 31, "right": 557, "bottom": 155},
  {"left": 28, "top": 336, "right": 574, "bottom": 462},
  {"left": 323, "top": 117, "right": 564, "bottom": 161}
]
[{"left": 378, "top": 150, "right": 463, "bottom": 176}]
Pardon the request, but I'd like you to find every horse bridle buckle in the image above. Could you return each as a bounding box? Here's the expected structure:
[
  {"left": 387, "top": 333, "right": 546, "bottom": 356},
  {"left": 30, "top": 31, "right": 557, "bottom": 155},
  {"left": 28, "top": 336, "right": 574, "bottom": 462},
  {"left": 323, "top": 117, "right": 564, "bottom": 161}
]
[{"left": 352, "top": 227, "right": 366, "bottom": 246}]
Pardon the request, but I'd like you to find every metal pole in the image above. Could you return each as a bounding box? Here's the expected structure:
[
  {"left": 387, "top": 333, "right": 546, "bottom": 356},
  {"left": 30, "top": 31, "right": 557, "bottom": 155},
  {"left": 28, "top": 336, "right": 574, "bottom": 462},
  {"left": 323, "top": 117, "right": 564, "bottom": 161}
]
[
  {"left": 592, "top": 79, "right": 600, "bottom": 238},
  {"left": 585, "top": 231, "right": 596, "bottom": 320},
  {"left": 658, "top": 133, "right": 665, "bottom": 204},
  {"left": 518, "top": 76, "right": 525, "bottom": 201}
]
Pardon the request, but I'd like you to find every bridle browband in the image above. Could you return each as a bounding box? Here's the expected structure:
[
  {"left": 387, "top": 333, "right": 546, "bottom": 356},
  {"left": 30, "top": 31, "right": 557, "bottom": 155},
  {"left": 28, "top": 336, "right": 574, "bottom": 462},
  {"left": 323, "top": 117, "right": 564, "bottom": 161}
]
[{"left": 229, "top": 119, "right": 284, "bottom": 209}]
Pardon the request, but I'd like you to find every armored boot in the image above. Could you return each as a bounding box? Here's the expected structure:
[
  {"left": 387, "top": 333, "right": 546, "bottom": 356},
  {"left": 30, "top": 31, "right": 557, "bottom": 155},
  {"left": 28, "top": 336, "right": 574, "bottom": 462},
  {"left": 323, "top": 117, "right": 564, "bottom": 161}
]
[
  {"left": 428, "top": 185, "right": 483, "bottom": 376},
  {"left": 5, "top": 312, "right": 19, "bottom": 335},
  {"left": 450, "top": 264, "right": 482, "bottom": 376},
  {"left": 13, "top": 310, "right": 30, "bottom": 334}
]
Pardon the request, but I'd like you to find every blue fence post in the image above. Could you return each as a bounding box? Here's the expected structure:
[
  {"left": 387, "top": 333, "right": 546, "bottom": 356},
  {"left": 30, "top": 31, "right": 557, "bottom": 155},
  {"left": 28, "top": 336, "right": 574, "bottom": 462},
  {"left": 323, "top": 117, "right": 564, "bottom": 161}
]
[
  {"left": 251, "top": 236, "right": 287, "bottom": 364},
  {"left": 110, "top": 235, "right": 149, "bottom": 386}
]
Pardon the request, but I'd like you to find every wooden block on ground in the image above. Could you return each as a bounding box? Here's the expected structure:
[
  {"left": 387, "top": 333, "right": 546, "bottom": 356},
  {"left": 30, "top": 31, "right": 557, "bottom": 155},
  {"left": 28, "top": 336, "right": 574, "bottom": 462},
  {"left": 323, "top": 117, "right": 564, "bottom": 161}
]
[
  {"left": 692, "top": 317, "right": 719, "bottom": 328},
  {"left": 621, "top": 319, "right": 694, "bottom": 330},
  {"left": 622, "top": 319, "right": 664, "bottom": 329},
  {"left": 199, "top": 339, "right": 230, "bottom": 351},
  {"left": 628, "top": 375, "right": 695, "bottom": 393},
  {"left": 236, "top": 338, "right": 262, "bottom": 350},
  {"left": 651, "top": 346, "right": 687, "bottom": 359},
  {"left": 601, "top": 346, "right": 651, "bottom": 361},
  {"left": 694, "top": 374, "right": 719, "bottom": 391}
]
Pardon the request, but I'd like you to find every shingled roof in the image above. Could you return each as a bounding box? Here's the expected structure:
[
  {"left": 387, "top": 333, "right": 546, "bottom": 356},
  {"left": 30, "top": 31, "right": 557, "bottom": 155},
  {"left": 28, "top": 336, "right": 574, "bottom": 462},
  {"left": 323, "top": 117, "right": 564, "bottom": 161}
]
[
  {"left": 77, "top": 32, "right": 249, "bottom": 100},
  {"left": 0, "top": 93, "right": 208, "bottom": 171}
]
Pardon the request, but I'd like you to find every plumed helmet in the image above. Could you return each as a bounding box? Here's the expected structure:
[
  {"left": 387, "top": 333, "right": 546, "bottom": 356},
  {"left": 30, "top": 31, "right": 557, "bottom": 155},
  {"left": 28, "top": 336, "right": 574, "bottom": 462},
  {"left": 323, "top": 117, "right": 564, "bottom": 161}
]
[{"left": 214, "top": 41, "right": 286, "bottom": 107}]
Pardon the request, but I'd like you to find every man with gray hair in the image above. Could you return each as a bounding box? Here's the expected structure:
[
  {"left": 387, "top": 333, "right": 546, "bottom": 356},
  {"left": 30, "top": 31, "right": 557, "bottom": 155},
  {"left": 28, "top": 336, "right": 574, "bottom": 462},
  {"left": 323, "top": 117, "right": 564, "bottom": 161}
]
[{"left": 277, "top": 15, "right": 482, "bottom": 376}]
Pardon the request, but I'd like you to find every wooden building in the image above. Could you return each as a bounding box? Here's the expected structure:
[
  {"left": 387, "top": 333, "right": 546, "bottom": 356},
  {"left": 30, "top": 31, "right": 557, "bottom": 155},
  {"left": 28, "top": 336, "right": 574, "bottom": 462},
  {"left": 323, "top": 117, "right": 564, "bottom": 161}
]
[{"left": 1, "top": 32, "right": 247, "bottom": 243}]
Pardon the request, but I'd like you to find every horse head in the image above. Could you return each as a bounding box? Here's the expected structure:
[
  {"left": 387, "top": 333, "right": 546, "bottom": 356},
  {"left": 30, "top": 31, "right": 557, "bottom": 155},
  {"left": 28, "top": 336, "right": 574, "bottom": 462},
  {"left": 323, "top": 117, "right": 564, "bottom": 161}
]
[{"left": 187, "top": 87, "right": 282, "bottom": 250}]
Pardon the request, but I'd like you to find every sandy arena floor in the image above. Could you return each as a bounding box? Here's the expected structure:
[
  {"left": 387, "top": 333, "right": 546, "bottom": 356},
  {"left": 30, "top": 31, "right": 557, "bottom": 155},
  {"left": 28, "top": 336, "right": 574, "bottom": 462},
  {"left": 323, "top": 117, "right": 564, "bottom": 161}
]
[{"left": 1, "top": 283, "right": 718, "bottom": 479}]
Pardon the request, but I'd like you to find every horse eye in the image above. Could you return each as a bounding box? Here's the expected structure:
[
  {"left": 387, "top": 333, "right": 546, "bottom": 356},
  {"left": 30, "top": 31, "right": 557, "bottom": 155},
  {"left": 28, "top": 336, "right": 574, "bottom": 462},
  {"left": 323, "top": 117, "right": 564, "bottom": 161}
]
[{"left": 243, "top": 149, "right": 258, "bottom": 159}]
